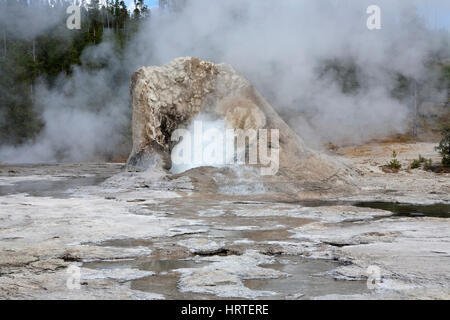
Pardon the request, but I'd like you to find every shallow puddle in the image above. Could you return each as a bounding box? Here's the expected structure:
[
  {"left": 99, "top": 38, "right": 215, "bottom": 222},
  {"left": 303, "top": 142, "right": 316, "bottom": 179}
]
[
  {"left": 84, "top": 257, "right": 208, "bottom": 273},
  {"left": 83, "top": 255, "right": 369, "bottom": 299},
  {"left": 354, "top": 201, "right": 450, "bottom": 218},
  {"left": 0, "top": 176, "right": 109, "bottom": 198},
  {"left": 131, "top": 273, "right": 222, "bottom": 300},
  {"left": 83, "top": 238, "right": 154, "bottom": 248},
  {"left": 131, "top": 259, "right": 225, "bottom": 299},
  {"left": 84, "top": 257, "right": 217, "bottom": 299},
  {"left": 0, "top": 163, "right": 123, "bottom": 198},
  {"left": 244, "top": 256, "right": 369, "bottom": 299}
]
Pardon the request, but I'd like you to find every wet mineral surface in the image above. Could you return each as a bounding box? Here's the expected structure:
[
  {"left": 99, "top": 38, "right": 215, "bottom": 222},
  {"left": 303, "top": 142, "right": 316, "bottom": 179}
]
[{"left": 0, "top": 143, "right": 448, "bottom": 300}]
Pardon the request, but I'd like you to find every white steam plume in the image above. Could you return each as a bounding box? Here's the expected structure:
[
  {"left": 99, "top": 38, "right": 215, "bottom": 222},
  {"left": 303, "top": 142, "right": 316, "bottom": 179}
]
[{"left": 1, "top": 0, "right": 449, "bottom": 163}]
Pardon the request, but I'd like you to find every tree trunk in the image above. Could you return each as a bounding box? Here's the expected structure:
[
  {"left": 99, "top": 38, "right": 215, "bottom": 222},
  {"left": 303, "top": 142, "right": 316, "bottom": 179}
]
[
  {"left": 32, "top": 39, "right": 36, "bottom": 62},
  {"left": 3, "top": 30, "right": 6, "bottom": 58}
]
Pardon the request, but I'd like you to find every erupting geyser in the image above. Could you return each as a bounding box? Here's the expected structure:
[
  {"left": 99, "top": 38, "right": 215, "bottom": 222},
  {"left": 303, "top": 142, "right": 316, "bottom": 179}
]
[{"left": 127, "top": 57, "right": 354, "bottom": 194}]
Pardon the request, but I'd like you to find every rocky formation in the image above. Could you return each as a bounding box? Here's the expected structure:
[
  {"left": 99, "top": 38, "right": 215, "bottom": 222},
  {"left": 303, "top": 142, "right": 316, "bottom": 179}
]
[{"left": 128, "top": 57, "right": 354, "bottom": 190}]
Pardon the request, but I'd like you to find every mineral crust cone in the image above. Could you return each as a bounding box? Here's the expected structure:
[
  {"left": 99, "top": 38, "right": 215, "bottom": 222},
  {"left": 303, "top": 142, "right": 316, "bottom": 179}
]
[{"left": 128, "top": 57, "right": 355, "bottom": 197}]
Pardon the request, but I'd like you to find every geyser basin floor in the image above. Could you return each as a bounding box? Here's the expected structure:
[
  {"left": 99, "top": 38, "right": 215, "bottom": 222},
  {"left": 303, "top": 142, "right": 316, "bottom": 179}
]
[
  {"left": 0, "top": 163, "right": 124, "bottom": 198},
  {"left": 83, "top": 256, "right": 368, "bottom": 300},
  {"left": 0, "top": 141, "right": 448, "bottom": 299}
]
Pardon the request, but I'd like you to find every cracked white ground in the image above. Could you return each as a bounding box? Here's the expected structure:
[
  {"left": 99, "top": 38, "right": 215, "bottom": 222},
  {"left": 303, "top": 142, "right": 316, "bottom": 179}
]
[{"left": 0, "top": 141, "right": 449, "bottom": 300}]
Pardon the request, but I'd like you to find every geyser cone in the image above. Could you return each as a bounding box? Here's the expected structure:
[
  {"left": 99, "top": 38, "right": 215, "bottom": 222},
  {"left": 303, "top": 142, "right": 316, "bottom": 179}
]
[{"left": 127, "top": 57, "right": 355, "bottom": 197}]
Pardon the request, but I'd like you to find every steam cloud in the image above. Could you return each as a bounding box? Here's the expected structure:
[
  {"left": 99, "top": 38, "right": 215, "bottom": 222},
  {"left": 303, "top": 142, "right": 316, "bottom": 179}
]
[{"left": 1, "top": 0, "right": 449, "bottom": 163}]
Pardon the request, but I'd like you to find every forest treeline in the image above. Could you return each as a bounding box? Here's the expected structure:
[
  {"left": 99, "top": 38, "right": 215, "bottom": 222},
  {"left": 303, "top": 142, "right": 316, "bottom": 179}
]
[
  {"left": 0, "top": 0, "right": 449, "bottom": 150},
  {"left": 0, "top": 0, "right": 149, "bottom": 145}
]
